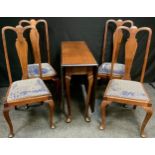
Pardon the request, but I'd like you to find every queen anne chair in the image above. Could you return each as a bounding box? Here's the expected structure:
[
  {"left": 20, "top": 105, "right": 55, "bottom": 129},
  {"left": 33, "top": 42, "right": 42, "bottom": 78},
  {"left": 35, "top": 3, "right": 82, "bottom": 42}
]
[
  {"left": 100, "top": 26, "right": 153, "bottom": 138},
  {"left": 2, "top": 25, "right": 55, "bottom": 138},
  {"left": 19, "top": 19, "right": 60, "bottom": 103},
  {"left": 98, "top": 19, "right": 134, "bottom": 79}
]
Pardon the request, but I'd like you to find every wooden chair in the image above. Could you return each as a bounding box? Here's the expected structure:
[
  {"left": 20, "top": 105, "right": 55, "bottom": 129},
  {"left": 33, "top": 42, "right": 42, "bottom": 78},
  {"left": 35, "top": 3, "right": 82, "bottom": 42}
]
[
  {"left": 2, "top": 25, "right": 55, "bottom": 138},
  {"left": 98, "top": 19, "right": 134, "bottom": 79},
  {"left": 100, "top": 26, "right": 153, "bottom": 138},
  {"left": 19, "top": 19, "right": 60, "bottom": 103}
]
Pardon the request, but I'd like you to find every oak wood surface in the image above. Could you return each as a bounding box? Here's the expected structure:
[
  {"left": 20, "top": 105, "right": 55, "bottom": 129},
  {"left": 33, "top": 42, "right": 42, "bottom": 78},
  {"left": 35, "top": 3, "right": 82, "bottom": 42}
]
[
  {"left": 61, "top": 41, "right": 97, "bottom": 66},
  {"left": 102, "top": 19, "right": 134, "bottom": 63},
  {"left": 19, "top": 19, "right": 50, "bottom": 64}
]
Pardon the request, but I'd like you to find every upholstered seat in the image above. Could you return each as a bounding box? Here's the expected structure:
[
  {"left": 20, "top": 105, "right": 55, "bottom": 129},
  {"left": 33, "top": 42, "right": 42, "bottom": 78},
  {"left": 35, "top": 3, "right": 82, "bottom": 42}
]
[
  {"left": 7, "top": 78, "right": 50, "bottom": 102},
  {"left": 28, "top": 63, "right": 56, "bottom": 78},
  {"left": 98, "top": 62, "right": 125, "bottom": 76},
  {"left": 105, "top": 79, "right": 149, "bottom": 101}
]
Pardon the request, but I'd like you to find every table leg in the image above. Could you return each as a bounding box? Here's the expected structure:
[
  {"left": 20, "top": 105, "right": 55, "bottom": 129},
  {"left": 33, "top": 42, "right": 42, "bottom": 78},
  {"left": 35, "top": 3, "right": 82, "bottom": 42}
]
[
  {"left": 85, "top": 72, "right": 94, "bottom": 122},
  {"left": 89, "top": 66, "right": 97, "bottom": 112},
  {"left": 65, "top": 74, "right": 72, "bottom": 123},
  {"left": 61, "top": 66, "right": 65, "bottom": 112}
]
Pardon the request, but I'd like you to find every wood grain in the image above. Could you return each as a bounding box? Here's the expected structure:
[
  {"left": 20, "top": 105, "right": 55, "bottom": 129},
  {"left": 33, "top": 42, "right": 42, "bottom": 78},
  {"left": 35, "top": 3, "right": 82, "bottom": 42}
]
[{"left": 61, "top": 41, "right": 97, "bottom": 66}]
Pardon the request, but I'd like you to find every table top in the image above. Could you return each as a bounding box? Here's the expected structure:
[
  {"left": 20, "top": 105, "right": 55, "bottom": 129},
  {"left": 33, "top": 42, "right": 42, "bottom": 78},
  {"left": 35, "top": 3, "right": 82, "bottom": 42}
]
[{"left": 61, "top": 41, "right": 98, "bottom": 67}]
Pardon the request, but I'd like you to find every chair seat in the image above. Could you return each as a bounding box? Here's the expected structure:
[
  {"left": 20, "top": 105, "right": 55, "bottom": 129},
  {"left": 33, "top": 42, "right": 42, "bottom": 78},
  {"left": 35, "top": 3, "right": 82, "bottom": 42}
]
[
  {"left": 105, "top": 79, "right": 149, "bottom": 101},
  {"left": 28, "top": 63, "right": 56, "bottom": 78},
  {"left": 98, "top": 62, "right": 125, "bottom": 76},
  {"left": 7, "top": 78, "right": 50, "bottom": 102}
]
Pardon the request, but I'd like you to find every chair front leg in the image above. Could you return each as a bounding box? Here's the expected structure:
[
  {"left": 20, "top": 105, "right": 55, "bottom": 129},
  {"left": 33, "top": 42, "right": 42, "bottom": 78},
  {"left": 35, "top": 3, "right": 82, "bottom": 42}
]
[
  {"left": 47, "top": 98, "right": 55, "bottom": 129},
  {"left": 140, "top": 105, "right": 153, "bottom": 138},
  {"left": 100, "top": 100, "right": 111, "bottom": 130},
  {"left": 3, "top": 104, "right": 14, "bottom": 138}
]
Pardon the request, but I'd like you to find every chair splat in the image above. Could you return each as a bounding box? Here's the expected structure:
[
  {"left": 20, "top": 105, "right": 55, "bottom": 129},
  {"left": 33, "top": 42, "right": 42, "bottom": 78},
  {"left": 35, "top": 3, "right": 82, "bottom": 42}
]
[
  {"left": 15, "top": 25, "right": 28, "bottom": 79},
  {"left": 2, "top": 25, "right": 35, "bottom": 82},
  {"left": 111, "top": 26, "right": 152, "bottom": 81},
  {"left": 102, "top": 19, "right": 134, "bottom": 63}
]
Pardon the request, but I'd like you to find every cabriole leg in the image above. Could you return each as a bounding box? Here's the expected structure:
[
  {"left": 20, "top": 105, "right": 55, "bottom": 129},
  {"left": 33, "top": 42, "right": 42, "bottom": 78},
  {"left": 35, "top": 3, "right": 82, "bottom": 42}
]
[
  {"left": 65, "top": 75, "right": 72, "bottom": 123},
  {"left": 85, "top": 74, "right": 93, "bottom": 122},
  {"left": 140, "top": 105, "right": 153, "bottom": 138},
  {"left": 47, "top": 99, "right": 55, "bottom": 129},
  {"left": 100, "top": 100, "right": 111, "bottom": 130},
  {"left": 3, "top": 104, "right": 14, "bottom": 138}
]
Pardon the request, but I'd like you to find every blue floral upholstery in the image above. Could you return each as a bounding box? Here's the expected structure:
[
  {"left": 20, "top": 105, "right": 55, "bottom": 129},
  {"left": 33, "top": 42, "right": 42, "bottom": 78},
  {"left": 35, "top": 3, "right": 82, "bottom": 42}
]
[
  {"left": 105, "top": 79, "right": 149, "bottom": 101},
  {"left": 98, "top": 62, "right": 125, "bottom": 76},
  {"left": 7, "top": 78, "right": 50, "bottom": 102},
  {"left": 28, "top": 63, "right": 56, "bottom": 78}
]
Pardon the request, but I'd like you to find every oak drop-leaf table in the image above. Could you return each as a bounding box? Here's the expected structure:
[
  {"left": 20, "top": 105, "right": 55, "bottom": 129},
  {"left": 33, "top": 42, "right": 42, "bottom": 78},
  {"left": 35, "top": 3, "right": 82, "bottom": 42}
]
[{"left": 61, "top": 41, "right": 98, "bottom": 123}]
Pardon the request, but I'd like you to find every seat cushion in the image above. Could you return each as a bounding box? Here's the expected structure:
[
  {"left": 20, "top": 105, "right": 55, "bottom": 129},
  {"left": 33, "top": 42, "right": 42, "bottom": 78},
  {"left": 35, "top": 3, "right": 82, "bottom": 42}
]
[
  {"left": 105, "top": 79, "right": 149, "bottom": 101},
  {"left": 98, "top": 62, "right": 125, "bottom": 76},
  {"left": 28, "top": 63, "right": 56, "bottom": 78},
  {"left": 7, "top": 78, "right": 50, "bottom": 102}
]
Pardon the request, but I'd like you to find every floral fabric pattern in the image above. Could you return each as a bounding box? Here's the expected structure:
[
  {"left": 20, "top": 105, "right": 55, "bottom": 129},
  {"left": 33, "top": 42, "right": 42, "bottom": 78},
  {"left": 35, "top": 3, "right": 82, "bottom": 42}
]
[
  {"left": 28, "top": 63, "right": 56, "bottom": 78},
  {"left": 105, "top": 79, "right": 149, "bottom": 101},
  {"left": 98, "top": 62, "right": 125, "bottom": 76},
  {"left": 7, "top": 78, "right": 50, "bottom": 102}
]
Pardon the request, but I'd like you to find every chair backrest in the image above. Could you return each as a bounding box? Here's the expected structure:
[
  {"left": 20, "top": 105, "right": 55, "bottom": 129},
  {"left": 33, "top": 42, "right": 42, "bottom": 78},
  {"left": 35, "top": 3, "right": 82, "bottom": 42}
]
[
  {"left": 2, "top": 25, "right": 34, "bottom": 85},
  {"left": 111, "top": 26, "right": 152, "bottom": 83},
  {"left": 102, "top": 19, "right": 134, "bottom": 63},
  {"left": 19, "top": 19, "right": 50, "bottom": 64}
]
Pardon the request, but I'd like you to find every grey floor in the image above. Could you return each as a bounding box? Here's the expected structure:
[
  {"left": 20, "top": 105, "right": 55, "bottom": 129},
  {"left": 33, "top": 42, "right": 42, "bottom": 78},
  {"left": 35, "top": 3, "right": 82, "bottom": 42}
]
[{"left": 0, "top": 82, "right": 155, "bottom": 138}]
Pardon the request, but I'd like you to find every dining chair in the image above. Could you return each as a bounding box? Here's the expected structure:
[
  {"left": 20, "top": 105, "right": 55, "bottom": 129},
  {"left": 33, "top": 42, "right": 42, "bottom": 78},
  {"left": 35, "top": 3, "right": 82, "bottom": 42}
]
[
  {"left": 100, "top": 26, "right": 153, "bottom": 138},
  {"left": 19, "top": 19, "right": 60, "bottom": 103},
  {"left": 98, "top": 19, "right": 134, "bottom": 79},
  {"left": 2, "top": 25, "right": 55, "bottom": 138}
]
